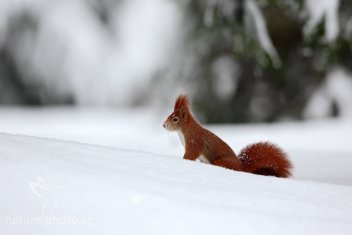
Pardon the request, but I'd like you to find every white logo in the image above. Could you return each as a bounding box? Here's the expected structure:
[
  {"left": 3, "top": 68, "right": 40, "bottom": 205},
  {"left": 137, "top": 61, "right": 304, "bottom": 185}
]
[{"left": 29, "top": 176, "right": 67, "bottom": 217}]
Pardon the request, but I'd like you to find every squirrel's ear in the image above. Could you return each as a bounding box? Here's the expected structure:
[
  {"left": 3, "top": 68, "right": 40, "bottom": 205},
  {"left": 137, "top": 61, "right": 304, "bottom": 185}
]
[
  {"left": 180, "top": 106, "right": 188, "bottom": 120},
  {"left": 174, "top": 95, "right": 190, "bottom": 111}
]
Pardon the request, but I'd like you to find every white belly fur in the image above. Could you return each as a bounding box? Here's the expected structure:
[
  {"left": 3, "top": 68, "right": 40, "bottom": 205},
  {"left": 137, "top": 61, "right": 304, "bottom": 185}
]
[
  {"left": 177, "top": 131, "right": 185, "bottom": 147},
  {"left": 196, "top": 155, "right": 210, "bottom": 164}
]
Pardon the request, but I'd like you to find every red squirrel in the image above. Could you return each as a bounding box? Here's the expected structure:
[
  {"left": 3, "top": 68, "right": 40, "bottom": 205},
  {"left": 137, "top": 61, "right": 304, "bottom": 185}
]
[{"left": 163, "top": 95, "right": 292, "bottom": 178}]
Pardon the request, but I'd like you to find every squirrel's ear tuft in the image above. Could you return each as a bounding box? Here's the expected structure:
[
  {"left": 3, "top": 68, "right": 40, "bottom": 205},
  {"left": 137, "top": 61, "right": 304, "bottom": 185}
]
[{"left": 174, "top": 95, "right": 190, "bottom": 111}]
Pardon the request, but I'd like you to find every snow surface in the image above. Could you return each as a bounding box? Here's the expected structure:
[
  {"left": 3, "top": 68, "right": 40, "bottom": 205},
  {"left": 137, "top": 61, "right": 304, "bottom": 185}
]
[
  {"left": 0, "top": 108, "right": 352, "bottom": 234},
  {"left": 0, "top": 107, "right": 351, "bottom": 186}
]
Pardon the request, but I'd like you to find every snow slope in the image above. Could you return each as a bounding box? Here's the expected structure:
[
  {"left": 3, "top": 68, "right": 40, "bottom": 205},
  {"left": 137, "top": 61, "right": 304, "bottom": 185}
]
[
  {"left": 0, "top": 108, "right": 351, "bottom": 186},
  {"left": 1, "top": 132, "right": 352, "bottom": 235}
]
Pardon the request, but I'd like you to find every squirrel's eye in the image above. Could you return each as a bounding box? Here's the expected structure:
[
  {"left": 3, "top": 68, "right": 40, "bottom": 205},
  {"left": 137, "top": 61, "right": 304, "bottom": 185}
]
[{"left": 172, "top": 117, "right": 179, "bottom": 123}]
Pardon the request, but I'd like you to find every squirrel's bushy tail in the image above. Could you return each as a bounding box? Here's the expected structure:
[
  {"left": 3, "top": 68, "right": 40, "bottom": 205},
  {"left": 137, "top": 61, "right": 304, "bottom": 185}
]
[{"left": 238, "top": 142, "right": 292, "bottom": 178}]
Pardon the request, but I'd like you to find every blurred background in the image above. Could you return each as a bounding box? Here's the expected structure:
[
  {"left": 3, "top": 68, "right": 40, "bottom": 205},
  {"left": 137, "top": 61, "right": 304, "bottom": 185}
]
[{"left": 1, "top": 0, "right": 352, "bottom": 123}]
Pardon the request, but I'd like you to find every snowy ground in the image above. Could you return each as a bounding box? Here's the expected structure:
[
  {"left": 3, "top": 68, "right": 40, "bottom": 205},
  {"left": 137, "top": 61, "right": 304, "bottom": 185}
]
[{"left": 0, "top": 108, "right": 352, "bottom": 234}]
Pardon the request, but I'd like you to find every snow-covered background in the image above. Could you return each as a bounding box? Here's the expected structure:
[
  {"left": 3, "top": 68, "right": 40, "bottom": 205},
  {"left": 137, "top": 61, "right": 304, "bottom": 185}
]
[
  {"left": 1, "top": 0, "right": 351, "bottom": 118},
  {"left": 0, "top": 0, "right": 183, "bottom": 105}
]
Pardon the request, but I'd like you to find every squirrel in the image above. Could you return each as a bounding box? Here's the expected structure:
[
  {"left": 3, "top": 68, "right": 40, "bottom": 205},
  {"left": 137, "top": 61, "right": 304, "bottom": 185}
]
[{"left": 163, "top": 95, "right": 292, "bottom": 178}]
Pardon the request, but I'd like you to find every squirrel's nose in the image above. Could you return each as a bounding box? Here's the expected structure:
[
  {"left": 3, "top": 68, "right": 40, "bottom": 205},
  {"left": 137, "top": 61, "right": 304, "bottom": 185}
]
[{"left": 163, "top": 123, "right": 166, "bottom": 128}]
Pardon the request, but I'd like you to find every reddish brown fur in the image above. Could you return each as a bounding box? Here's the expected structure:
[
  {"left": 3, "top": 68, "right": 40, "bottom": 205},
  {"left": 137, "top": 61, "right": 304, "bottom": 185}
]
[
  {"left": 174, "top": 95, "right": 190, "bottom": 111},
  {"left": 238, "top": 142, "right": 292, "bottom": 178},
  {"left": 163, "top": 95, "right": 293, "bottom": 178}
]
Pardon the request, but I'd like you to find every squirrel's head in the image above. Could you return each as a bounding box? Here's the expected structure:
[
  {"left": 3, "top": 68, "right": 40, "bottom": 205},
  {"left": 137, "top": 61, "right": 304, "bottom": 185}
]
[{"left": 163, "top": 95, "right": 190, "bottom": 132}]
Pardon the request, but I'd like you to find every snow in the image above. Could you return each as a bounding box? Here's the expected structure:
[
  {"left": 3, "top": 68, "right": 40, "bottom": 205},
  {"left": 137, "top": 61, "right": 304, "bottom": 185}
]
[
  {"left": 245, "top": 0, "right": 281, "bottom": 68},
  {"left": 304, "top": 0, "right": 340, "bottom": 42},
  {"left": 0, "top": 0, "right": 182, "bottom": 105},
  {"left": 0, "top": 108, "right": 352, "bottom": 234},
  {"left": 212, "top": 55, "right": 239, "bottom": 100},
  {"left": 0, "top": 125, "right": 352, "bottom": 234},
  {"left": 0, "top": 107, "right": 351, "bottom": 185},
  {"left": 304, "top": 68, "right": 352, "bottom": 119}
]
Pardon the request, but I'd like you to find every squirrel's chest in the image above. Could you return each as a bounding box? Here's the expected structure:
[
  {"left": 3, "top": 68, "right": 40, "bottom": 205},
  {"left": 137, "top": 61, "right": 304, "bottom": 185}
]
[
  {"left": 177, "top": 131, "right": 210, "bottom": 164},
  {"left": 177, "top": 131, "right": 198, "bottom": 148},
  {"left": 177, "top": 131, "right": 186, "bottom": 147}
]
